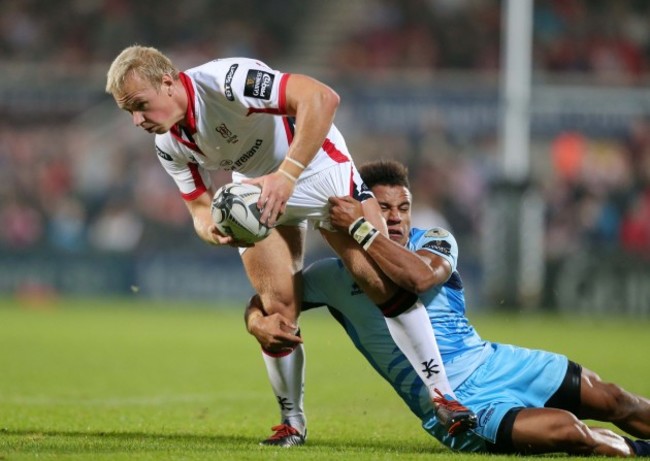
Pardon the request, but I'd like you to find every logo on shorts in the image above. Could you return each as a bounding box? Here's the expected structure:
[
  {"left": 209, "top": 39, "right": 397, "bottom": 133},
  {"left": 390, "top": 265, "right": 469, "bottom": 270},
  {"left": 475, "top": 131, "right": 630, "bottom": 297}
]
[
  {"left": 224, "top": 64, "right": 238, "bottom": 101},
  {"left": 353, "top": 182, "right": 373, "bottom": 202},
  {"left": 477, "top": 407, "right": 495, "bottom": 427},
  {"left": 244, "top": 69, "right": 274, "bottom": 100}
]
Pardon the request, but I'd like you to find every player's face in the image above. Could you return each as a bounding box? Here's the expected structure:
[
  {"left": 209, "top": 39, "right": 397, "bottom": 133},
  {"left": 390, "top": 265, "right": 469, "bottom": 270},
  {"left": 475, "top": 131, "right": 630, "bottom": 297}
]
[
  {"left": 373, "top": 185, "right": 412, "bottom": 247},
  {"left": 114, "top": 72, "right": 179, "bottom": 134}
]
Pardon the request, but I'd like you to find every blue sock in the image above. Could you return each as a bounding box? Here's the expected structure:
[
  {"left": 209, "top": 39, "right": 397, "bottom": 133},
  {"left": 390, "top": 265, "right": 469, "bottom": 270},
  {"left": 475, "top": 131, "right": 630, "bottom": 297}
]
[{"left": 623, "top": 437, "right": 650, "bottom": 456}]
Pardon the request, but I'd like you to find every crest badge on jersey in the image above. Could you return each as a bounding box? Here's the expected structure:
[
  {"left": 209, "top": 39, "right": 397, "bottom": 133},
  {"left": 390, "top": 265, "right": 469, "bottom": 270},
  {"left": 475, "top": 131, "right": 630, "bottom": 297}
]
[
  {"left": 244, "top": 69, "right": 274, "bottom": 100},
  {"left": 424, "top": 228, "right": 450, "bottom": 238}
]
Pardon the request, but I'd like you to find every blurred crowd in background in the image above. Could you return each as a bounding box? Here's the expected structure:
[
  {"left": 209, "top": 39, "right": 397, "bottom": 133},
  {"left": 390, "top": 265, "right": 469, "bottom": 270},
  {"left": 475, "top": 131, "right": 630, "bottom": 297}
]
[{"left": 1, "top": 0, "right": 650, "bottom": 280}]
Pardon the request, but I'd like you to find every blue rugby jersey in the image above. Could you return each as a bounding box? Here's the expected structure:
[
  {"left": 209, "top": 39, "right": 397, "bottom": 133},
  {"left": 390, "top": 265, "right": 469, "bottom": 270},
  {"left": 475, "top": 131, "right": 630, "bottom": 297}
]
[{"left": 302, "top": 227, "right": 492, "bottom": 422}]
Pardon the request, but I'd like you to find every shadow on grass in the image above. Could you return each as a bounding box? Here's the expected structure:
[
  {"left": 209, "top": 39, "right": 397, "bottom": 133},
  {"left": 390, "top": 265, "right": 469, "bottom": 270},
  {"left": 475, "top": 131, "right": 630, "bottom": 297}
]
[{"left": 0, "top": 428, "right": 443, "bottom": 455}]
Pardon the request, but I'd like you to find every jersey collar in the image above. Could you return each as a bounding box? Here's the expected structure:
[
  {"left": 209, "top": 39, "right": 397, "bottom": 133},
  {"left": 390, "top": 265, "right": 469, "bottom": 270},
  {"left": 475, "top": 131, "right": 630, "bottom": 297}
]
[{"left": 170, "top": 72, "right": 202, "bottom": 154}]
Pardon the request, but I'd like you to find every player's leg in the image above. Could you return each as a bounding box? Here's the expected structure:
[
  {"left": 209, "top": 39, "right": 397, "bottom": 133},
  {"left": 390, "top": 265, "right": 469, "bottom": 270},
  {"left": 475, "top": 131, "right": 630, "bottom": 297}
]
[
  {"left": 319, "top": 221, "right": 475, "bottom": 435},
  {"left": 507, "top": 407, "right": 634, "bottom": 456},
  {"left": 241, "top": 226, "right": 307, "bottom": 445},
  {"left": 241, "top": 225, "right": 305, "bottom": 323},
  {"left": 578, "top": 367, "right": 650, "bottom": 438}
]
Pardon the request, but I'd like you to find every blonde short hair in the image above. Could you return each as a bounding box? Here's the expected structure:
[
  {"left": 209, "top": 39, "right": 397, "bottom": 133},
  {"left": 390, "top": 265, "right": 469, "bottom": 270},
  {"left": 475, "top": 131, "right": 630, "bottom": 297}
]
[{"left": 105, "top": 45, "right": 179, "bottom": 96}]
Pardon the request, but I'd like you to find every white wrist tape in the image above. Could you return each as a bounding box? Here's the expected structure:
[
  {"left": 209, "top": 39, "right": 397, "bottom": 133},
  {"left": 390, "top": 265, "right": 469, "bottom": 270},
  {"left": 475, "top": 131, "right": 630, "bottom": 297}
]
[
  {"left": 348, "top": 217, "right": 379, "bottom": 250},
  {"left": 278, "top": 168, "right": 297, "bottom": 182},
  {"left": 285, "top": 157, "right": 306, "bottom": 170}
]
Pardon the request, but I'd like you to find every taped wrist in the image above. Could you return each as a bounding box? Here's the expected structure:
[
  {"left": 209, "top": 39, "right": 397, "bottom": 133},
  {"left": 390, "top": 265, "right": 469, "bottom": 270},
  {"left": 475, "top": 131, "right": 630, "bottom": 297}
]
[{"left": 348, "top": 217, "right": 379, "bottom": 250}]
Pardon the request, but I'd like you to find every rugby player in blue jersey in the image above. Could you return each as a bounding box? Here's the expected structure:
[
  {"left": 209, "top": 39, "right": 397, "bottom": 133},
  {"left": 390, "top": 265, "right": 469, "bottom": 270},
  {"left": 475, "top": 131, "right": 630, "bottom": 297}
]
[{"left": 246, "top": 160, "right": 650, "bottom": 456}]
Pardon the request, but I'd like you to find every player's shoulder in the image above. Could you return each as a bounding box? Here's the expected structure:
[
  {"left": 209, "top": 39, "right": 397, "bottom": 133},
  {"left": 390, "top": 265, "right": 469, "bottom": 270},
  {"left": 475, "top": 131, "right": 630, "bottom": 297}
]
[
  {"left": 409, "top": 227, "right": 458, "bottom": 260},
  {"left": 187, "top": 57, "right": 273, "bottom": 77},
  {"left": 410, "top": 226, "right": 456, "bottom": 243},
  {"left": 154, "top": 133, "right": 183, "bottom": 161}
]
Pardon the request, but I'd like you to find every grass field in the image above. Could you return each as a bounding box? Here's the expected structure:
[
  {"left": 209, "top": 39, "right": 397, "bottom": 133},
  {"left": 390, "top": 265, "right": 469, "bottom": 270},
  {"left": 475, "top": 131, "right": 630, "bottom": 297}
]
[{"left": 0, "top": 298, "right": 648, "bottom": 461}]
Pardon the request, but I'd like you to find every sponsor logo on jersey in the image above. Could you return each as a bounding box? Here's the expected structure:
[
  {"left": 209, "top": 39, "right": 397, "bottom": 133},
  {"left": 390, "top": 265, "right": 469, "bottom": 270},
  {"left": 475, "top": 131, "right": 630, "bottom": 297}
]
[
  {"left": 155, "top": 146, "right": 173, "bottom": 161},
  {"left": 423, "top": 239, "right": 452, "bottom": 256},
  {"left": 224, "top": 64, "right": 238, "bottom": 101},
  {"left": 244, "top": 69, "right": 274, "bottom": 100},
  {"left": 233, "top": 139, "right": 263, "bottom": 169}
]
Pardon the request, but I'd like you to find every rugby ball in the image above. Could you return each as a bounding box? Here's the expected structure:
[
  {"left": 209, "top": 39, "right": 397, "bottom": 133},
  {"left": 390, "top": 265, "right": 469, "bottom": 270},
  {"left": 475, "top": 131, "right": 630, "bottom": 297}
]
[{"left": 211, "top": 183, "right": 271, "bottom": 244}]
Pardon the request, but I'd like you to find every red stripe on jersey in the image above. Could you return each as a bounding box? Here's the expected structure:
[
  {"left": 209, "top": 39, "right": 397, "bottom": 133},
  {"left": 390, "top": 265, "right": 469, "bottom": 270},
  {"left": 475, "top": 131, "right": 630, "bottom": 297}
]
[
  {"left": 170, "top": 126, "right": 203, "bottom": 154},
  {"left": 278, "top": 73, "right": 290, "bottom": 113},
  {"left": 180, "top": 163, "right": 207, "bottom": 201},
  {"left": 179, "top": 73, "right": 197, "bottom": 134},
  {"left": 171, "top": 73, "right": 204, "bottom": 155},
  {"left": 322, "top": 138, "right": 349, "bottom": 163},
  {"left": 246, "top": 107, "right": 284, "bottom": 116}
]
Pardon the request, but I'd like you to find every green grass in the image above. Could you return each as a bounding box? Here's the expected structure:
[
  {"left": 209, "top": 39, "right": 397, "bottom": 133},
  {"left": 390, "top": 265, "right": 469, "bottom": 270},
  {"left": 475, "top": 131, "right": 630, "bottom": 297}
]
[{"left": 0, "top": 298, "right": 648, "bottom": 460}]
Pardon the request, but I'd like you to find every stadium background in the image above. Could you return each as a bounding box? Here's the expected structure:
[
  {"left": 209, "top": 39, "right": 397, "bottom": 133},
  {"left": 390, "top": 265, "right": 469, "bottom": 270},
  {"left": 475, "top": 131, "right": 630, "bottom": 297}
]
[{"left": 1, "top": 0, "right": 649, "bottom": 315}]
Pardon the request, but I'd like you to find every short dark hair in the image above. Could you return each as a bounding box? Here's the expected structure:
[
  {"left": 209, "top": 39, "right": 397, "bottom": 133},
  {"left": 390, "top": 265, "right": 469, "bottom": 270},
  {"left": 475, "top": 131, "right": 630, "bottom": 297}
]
[{"left": 358, "top": 160, "right": 410, "bottom": 189}]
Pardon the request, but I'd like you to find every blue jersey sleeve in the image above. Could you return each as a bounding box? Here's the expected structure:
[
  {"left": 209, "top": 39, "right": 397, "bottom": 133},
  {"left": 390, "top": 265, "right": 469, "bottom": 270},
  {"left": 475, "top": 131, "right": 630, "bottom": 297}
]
[{"left": 408, "top": 227, "right": 459, "bottom": 272}]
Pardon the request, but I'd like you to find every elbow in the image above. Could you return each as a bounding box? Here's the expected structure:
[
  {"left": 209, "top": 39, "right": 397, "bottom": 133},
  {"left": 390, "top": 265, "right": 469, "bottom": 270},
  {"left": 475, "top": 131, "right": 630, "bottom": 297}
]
[
  {"left": 321, "top": 87, "right": 340, "bottom": 113},
  {"left": 405, "top": 276, "right": 436, "bottom": 295}
]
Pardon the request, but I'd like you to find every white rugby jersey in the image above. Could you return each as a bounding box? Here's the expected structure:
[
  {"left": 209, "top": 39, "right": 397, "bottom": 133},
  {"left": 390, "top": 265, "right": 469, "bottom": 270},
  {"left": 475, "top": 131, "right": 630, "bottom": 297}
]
[{"left": 154, "top": 58, "right": 351, "bottom": 200}]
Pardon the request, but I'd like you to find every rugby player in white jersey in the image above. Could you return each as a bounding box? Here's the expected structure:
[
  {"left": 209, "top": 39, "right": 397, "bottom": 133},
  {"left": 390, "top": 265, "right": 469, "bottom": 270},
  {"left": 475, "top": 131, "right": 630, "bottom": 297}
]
[
  {"left": 246, "top": 160, "right": 650, "bottom": 456},
  {"left": 105, "top": 46, "right": 475, "bottom": 444}
]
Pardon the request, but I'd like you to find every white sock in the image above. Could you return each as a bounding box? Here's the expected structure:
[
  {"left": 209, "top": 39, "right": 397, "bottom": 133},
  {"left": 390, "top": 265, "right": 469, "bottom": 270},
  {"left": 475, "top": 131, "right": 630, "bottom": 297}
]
[
  {"left": 261, "top": 344, "right": 306, "bottom": 434},
  {"left": 384, "top": 300, "right": 455, "bottom": 399}
]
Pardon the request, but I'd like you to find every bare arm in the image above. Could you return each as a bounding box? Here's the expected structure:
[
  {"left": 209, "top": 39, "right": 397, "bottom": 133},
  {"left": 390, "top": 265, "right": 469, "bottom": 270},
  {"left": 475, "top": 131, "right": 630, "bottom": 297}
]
[
  {"left": 280, "top": 74, "right": 340, "bottom": 172},
  {"left": 365, "top": 239, "right": 452, "bottom": 294},
  {"left": 328, "top": 196, "right": 451, "bottom": 293},
  {"left": 245, "top": 74, "right": 340, "bottom": 226}
]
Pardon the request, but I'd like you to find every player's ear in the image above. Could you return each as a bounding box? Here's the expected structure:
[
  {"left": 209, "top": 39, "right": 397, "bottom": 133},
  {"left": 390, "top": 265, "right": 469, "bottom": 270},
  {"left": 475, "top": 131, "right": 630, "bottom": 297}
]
[{"left": 161, "top": 74, "right": 174, "bottom": 95}]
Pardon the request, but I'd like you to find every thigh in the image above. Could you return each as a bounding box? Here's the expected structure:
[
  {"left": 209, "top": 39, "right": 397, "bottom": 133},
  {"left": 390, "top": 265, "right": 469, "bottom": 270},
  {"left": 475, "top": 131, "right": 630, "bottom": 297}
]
[
  {"left": 452, "top": 344, "right": 568, "bottom": 443},
  {"left": 241, "top": 225, "right": 305, "bottom": 321}
]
